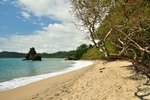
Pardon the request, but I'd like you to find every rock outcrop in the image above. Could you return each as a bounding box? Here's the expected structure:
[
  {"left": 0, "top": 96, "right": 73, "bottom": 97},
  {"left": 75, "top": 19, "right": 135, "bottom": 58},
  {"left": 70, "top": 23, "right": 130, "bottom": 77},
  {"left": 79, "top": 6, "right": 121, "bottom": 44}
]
[{"left": 23, "top": 47, "right": 42, "bottom": 61}]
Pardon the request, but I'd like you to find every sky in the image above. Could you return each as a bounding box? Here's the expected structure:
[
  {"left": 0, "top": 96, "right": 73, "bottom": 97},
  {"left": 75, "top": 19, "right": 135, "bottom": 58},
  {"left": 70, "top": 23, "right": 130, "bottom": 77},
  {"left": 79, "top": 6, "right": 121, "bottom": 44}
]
[{"left": 0, "top": 0, "right": 88, "bottom": 53}]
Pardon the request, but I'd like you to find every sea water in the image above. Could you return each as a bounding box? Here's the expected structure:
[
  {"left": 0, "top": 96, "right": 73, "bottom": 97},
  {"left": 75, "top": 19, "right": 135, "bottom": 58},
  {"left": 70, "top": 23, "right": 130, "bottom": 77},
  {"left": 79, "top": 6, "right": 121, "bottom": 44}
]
[{"left": 0, "top": 58, "right": 92, "bottom": 92}]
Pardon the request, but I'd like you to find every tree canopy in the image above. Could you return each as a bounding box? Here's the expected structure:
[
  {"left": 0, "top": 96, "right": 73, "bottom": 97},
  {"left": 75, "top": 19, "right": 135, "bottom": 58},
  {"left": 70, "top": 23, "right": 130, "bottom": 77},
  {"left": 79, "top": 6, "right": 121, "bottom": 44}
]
[{"left": 75, "top": 44, "right": 89, "bottom": 59}]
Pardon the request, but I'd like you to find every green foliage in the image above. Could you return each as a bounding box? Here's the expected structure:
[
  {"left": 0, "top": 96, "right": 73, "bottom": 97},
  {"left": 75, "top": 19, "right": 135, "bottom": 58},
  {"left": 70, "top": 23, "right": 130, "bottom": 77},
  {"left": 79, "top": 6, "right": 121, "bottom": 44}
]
[
  {"left": 75, "top": 44, "right": 89, "bottom": 59},
  {"left": 105, "top": 41, "right": 119, "bottom": 54},
  {"left": 81, "top": 46, "right": 104, "bottom": 60},
  {"left": 48, "top": 51, "right": 76, "bottom": 58},
  {"left": 81, "top": 41, "right": 119, "bottom": 60},
  {"left": 95, "top": 21, "right": 111, "bottom": 39}
]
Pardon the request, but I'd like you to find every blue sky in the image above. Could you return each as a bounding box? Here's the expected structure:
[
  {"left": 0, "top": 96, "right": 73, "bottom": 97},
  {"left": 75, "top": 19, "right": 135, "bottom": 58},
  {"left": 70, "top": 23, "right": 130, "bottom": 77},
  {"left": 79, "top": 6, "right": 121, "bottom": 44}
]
[
  {"left": 0, "top": 0, "right": 87, "bottom": 53},
  {"left": 0, "top": 0, "right": 61, "bottom": 36}
]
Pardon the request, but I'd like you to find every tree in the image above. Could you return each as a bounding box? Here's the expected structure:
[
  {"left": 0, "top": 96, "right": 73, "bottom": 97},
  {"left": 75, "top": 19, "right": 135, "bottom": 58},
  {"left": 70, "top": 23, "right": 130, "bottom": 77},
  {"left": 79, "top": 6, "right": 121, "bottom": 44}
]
[
  {"left": 105, "top": 0, "right": 150, "bottom": 63},
  {"left": 75, "top": 44, "right": 89, "bottom": 59},
  {"left": 70, "top": 0, "right": 113, "bottom": 57}
]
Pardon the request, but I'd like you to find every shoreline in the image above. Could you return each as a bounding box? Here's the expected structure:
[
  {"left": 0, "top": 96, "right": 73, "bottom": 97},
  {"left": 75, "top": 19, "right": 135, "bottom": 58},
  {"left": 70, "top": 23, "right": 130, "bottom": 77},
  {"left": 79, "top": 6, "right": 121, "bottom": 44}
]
[
  {"left": 0, "top": 60, "right": 93, "bottom": 92},
  {"left": 0, "top": 60, "right": 94, "bottom": 100},
  {"left": 0, "top": 60, "right": 149, "bottom": 100}
]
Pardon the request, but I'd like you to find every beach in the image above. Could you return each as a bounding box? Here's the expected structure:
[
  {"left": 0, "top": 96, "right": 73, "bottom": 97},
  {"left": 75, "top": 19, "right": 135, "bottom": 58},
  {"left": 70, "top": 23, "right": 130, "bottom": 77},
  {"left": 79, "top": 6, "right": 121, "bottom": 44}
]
[{"left": 0, "top": 60, "right": 149, "bottom": 100}]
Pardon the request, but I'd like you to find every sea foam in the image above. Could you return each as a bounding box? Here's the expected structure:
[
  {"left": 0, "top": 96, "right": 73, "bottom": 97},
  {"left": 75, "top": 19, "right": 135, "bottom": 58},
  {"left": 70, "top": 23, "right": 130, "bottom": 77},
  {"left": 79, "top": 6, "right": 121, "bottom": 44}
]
[{"left": 0, "top": 60, "right": 93, "bottom": 92}]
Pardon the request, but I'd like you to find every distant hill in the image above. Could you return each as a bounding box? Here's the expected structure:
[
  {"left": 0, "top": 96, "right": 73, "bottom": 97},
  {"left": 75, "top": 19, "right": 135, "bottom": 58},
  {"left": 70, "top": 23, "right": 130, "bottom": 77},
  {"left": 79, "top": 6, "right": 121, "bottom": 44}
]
[
  {"left": 0, "top": 51, "right": 26, "bottom": 58},
  {"left": 47, "top": 51, "right": 76, "bottom": 58},
  {"left": 0, "top": 44, "right": 95, "bottom": 59},
  {"left": 0, "top": 51, "right": 76, "bottom": 58}
]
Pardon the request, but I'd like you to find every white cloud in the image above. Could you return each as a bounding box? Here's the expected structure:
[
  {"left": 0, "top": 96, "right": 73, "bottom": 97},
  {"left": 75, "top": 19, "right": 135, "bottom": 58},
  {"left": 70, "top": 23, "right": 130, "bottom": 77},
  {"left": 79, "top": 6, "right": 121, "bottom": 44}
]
[
  {"left": 21, "top": 11, "right": 31, "bottom": 19},
  {"left": 17, "top": 0, "right": 71, "bottom": 22},
  {"left": 0, "top": 23, "right": 88, "bottom": 53}
]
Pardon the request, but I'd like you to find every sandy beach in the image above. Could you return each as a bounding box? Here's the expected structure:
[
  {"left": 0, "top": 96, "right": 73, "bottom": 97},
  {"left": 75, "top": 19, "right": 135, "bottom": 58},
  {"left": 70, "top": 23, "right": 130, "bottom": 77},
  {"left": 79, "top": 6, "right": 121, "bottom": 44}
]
[{"left": 0, "top": 60, "right": 149, "bottom": 100}]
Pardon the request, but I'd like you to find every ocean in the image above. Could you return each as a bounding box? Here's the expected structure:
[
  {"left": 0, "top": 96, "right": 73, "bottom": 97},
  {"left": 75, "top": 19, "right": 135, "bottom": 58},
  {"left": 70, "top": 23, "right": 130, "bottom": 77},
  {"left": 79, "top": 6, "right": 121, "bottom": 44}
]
[{"left": 0, "top": 58, "right": 92, "bottom": 92}]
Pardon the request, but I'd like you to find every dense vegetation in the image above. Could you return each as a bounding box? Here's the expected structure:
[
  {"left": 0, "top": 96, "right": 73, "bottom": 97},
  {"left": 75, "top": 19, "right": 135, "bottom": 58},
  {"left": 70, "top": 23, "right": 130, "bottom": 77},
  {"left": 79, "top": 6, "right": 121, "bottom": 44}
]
[
  {"left": 74, "top": 44, "right": 89, "bottom": 59},
  {"left": 71, "top": 0, "right": 150, "bottom": 60},
  {"left": 71, "top": 0, "right": 150, "bottom": 77},
  {"left": 81, "top": 46, "right": 103, "bottom": 60},
  {"left": 48, "top": 51, "right": 76, "bottom": 58}
]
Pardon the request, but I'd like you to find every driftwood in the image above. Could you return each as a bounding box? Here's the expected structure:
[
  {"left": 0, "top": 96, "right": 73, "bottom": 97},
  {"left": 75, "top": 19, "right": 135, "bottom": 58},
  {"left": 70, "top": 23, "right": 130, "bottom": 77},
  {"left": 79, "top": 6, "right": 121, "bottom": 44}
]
[{"left": 132, "top": 61, "right": 150, "bottom": 78}]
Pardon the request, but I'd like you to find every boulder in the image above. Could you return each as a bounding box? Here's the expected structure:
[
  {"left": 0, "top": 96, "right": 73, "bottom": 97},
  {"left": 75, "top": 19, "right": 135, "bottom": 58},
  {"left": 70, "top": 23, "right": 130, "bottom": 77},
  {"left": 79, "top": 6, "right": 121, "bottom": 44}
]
[
  {"left": 32, "top": 55, "right": 42, "bottom": 61},
  {"left": 23, "top": 47, "right": 42, "bottom": 61}
]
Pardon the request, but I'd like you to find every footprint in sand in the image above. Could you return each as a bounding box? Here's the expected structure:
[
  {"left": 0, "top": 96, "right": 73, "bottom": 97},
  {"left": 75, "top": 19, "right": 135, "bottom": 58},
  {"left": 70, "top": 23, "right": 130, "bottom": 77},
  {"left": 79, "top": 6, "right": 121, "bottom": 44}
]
[
  {"left": 100, "top": 71, "right": 103, "bottom": 73},
  {"left": 99, "top": 68, "right": 106, "bottom": 73},
  {"left": 99, "top": 68, "right": 105, "bottom": 70},
  {"left": 55, "top": 93, "right": 60, "bottom": 96},
  {"left": 32, "top": 93, "right": 40, "bottom": 99}
]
